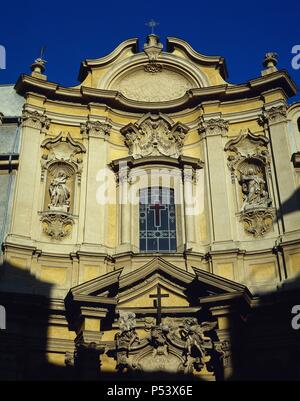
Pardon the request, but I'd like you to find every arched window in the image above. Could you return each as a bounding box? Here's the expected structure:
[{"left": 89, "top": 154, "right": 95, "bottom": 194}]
[
  {"left": 139, "top": 187, "right": 176, "bottom": 253},
  {"left": 297, "top": 117, "right": 300, "bottom": 133}
]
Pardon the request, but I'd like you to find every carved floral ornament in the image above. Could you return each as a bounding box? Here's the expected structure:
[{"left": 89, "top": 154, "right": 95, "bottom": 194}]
[
  {"left": 40, "top": 211, "right": 74, "bottom": 240},
  {"left": 40, "top": 132, "right": 86, "bottom": 240},
  {"left": 80, "top": 120, "right": 111, "bottom": 139},
  {"left": 258, "top": 105, "right": 287, "bottom": 126},
  {"left": 22, "top": 109, "right": 50, "bottom": 132},
  {"left": 114, "top": 311, "right": 222, "bottom": 374},
  {"left": 40, "top": 132, "right": 86, "bottom": 182},
  {"left": 121, "top": 113, "right": 189, "bottom": 159},
  {"left": 225, "top": 129, "right": 274, "bottom": 237},
  {"left": 199, "top": 118, "right": 229, "bottom": 137}
]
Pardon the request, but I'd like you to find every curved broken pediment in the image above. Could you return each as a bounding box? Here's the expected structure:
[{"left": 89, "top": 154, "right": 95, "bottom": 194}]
[{"left": 83, "top": 35, "right": 228, "bottom": 102}]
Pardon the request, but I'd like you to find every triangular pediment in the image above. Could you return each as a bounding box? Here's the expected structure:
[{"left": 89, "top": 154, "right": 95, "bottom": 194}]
[{"left": 65, "top": 257, "right": 252, "bottom": 311}]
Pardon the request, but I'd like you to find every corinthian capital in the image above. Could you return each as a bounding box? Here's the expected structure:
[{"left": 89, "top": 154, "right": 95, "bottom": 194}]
[
  {"left": 22, "top": 109, "right": 50, "bottom": 132},
  {"left": 258, "top": 105, "right": 287, "bottom": 126},
  {"left": 199, "top": 118, "right": 229, "bottom": 137},
  {"left": 80, "top": 120, "right": 111, "bottom": 139}
]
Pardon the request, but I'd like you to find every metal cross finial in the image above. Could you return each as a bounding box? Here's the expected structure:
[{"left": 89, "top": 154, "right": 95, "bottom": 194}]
[
  {"left": 40, "top": 46, "right": 45, "bottom": 59},
  {"left": 146, "top": 19, "right": 159, "bottom": 34}
]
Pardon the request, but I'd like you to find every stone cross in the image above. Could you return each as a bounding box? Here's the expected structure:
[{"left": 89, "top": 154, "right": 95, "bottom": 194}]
[
  {"left": 149, "top": 284, "right": 169, "bottom": 325},
  {"left": 146, "top": 19, "right": 159, "bottom": 35}
]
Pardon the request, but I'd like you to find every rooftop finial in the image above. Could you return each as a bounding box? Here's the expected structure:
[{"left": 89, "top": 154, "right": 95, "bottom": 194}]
[
  {"left": 145, "top": 19, "right": 159, "bottom": 35},
  {"left": 30, "top": 46, "right": 47, "bottom": 80},
  {"left": 261, "top": 52, "right": 278, "bottom": 76}
]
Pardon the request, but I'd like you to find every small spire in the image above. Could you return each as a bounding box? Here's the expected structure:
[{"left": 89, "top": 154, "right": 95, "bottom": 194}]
[
  {"left": 261, "top": 52, "right": 278, "bottom": 76},
  {"left": 30, "top": 46, "right": 47, "bottom": 80}
]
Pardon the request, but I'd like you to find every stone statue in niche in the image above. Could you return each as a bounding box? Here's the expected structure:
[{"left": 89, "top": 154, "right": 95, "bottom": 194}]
[
  {"left": 48, "top": 171, "right": 70, "bottom": 212},
  {"left": 240, "top": 167, "right": 271, "bottom": 211}
]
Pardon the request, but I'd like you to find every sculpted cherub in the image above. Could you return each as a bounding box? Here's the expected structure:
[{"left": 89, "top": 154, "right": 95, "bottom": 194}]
[
  {"left": 115, "top": 311, "right": 139, "bottom": 351},
  {"left": 180, "top": 318, "right": 217, "bottom": 359}
]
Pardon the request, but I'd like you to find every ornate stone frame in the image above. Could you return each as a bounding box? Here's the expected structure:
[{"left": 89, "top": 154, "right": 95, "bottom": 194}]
[
  {"left": 110, "top": 156, "right": 204, "bottom": 254},
  {"left": 39, "top": 132, "right": 86, "bottom": 240},
  {"left": 224, "top": 129, "right": 275, "bottom": 237},
  {"left": 120, "top": 113, "right": 189, "bottom": 159}
]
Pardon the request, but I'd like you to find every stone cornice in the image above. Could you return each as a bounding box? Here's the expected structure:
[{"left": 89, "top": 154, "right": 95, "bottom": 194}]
[
  {"left": 78, "top": 38, "right": 139, "bottom": 82},
  {"left": 14, "top": 70, "right": 297, "bottom": 113},
  {"left": 110, "top": 155, "right": 204, "bottom": 173},
  {"left": 166, "top": 37, "right": 228, "bottom": 80}
]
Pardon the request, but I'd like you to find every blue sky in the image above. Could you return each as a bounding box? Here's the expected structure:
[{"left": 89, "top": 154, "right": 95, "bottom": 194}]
[{"left": 1, "top": 0, "right": 300, "bottom": 101}]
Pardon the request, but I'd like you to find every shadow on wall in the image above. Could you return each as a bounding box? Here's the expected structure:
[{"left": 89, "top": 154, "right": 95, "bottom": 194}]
[
  {"left": 1, "top": 259, "right": 300, "bottom": 381},
  {"left": 0, "top": 259, "right": 73, "bottom": 380},
  {"left": 226, "top": 276, "right": 300, "bottom": 381},
  {"left": 275, "top": 187, "right": 300, "bottom": 224}
]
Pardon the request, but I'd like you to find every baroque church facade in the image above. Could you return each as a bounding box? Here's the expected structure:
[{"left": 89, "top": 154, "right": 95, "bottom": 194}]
[{"left": 1, "top": 34, "right": 300, "bottom": 380}]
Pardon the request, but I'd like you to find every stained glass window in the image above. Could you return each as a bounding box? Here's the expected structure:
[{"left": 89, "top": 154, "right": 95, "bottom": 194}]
[{"left": 139, "top": 187, "right": 177, "bottom": 252}]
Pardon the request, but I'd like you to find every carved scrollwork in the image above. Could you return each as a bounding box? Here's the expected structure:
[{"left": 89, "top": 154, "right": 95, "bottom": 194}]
[
  {"left": 22, "top": 109, "right": 50, "bottom": 132},
  {"left": 112, "top": 315, "right": 220, "bottom": 375},
  {"left": 40, "top": 132, "right": 86, "bottom": 183},
  {"left": 240, "top": 208, "right": 274, "bottom": 237},
  {"left": 199, "top": 118, "right": 229, "bottom": 137},
  {"left": 80, "top": 120, "right": 111, "bottom": 139},
  {"left": 40, "top": 211, "right": 74, "bottom": 240},
  {"left": 225, "top": 129, "right": 274, "bottom": 236},
  {"left": 121, "top": 113, "right": 188, "bottom": 159},
  {"left": 258, "top": 105, "right": 287, "bottom": 126}
]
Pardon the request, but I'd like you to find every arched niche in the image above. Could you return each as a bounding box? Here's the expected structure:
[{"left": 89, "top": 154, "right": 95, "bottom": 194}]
[{"left": 44, "top": 161, "right": 75, "bottom": 214}]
